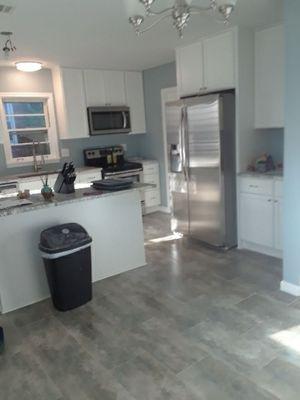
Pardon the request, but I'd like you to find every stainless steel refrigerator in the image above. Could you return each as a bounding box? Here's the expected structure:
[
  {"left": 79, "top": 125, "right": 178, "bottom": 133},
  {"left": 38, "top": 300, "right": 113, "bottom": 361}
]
[{"left": 166, "top": 91, "right": 237, "bottom": 249}]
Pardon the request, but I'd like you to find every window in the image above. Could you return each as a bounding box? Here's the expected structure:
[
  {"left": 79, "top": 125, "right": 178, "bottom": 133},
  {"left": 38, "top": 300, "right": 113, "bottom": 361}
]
[{"left": 0, "top": 92, "right": 60, "bottom": 166}]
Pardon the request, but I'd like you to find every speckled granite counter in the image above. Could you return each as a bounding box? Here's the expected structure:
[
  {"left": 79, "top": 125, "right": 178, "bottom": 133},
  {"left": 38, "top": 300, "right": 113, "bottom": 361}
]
[
  {"left": 238, "top": 171, "right": 283, "bottom": 179},
  {"left": 0, "top": 183, "right": 153, "bottom": 218}
]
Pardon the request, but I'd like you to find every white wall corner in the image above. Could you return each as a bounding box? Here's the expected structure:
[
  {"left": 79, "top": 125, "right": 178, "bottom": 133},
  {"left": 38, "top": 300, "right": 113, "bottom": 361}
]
[{"left": 280, "top": 280, "right": 300, "bottom": 297}]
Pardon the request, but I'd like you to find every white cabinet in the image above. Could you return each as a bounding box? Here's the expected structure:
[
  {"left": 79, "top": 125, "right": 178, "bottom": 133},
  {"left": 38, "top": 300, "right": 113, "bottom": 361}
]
[
  {"left": 84, "top": 70, "right": 126, "bottom": 106},
  {"left": 176, "top": 30, "right": 236, "bottom": 97},
  {"left": 142, "top": 160, "right": 161, "bottom": 213},
  {"left": 239, "top": 176, "right": 283, "bottom": 257},
  {"left": 103, "top": 71, "right": 126, "bottom": 105},
  {"left": 176, "top": 41, "right": 204, "bottom": 97},
  {"left": 52, "top": 67, "right": 89, "bottom": 139},
  {"left": 203, "top": 31, "right": 236, "bottom": 91},
  {"left": 125, "top": 71, "right": 146, "bottom": 134},
  {"left": 83, "top": 70, "right": 106, "bottom": 106},
  {"left": 255, "top": 25, "right": 284, "bottom": 128},
  {"left": 240, "top": 193, "right": 274, "bottom": 248}
]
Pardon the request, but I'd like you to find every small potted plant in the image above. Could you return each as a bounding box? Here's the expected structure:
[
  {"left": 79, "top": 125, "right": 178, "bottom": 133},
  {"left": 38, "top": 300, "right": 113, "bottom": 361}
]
[{"left": 40, "top": 174, "right": 54, "bottom": 201}]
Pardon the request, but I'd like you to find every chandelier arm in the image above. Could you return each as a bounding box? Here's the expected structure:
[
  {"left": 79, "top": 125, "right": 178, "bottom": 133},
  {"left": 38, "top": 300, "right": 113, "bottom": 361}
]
[
  {"left": 147, "top": 7, "right": 173, "bottom": 16},
  {"left": 138, "top": 13, "right": 173, "bottom": 34}
]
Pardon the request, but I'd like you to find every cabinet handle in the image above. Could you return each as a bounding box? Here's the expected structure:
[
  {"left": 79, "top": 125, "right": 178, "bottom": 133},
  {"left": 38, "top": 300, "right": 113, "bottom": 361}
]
[
  {"left": 268, "top": 199, "right": 272, "bottom": 202},
  {"left": 249, "top": 185, "right": 258, "bottom": 188}
]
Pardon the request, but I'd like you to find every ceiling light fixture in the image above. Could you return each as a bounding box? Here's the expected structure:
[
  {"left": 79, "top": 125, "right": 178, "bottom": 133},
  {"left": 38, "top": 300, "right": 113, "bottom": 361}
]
[
  {"left": 129, "top": 0, "right": 237, "bottom": 38},
  {"left": 15, "top": 62, "right": 43, "bottom": 72}
]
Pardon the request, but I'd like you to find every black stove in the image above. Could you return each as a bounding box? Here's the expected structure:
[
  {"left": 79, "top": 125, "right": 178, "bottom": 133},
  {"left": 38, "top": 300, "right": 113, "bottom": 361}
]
[{"left": 83, "top": 146, "right": 142, "bottom": 177}]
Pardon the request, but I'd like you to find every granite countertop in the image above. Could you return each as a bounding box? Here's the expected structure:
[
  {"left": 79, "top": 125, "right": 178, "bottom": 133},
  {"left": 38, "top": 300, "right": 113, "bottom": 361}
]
[
  {"left": 238, "top": 171, "right": 283, "bottom": 179},
  {"left": 0, "top": 166, "right": 101, "bottom": 184},
  {"left": 0, "top": 183, "right": 153, "bottom": 218}
]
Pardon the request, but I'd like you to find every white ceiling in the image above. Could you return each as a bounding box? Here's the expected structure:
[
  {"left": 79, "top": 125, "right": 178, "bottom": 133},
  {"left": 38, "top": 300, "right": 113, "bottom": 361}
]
[{"left": 0, "top": 0, "right": 283, "bottom": 71}]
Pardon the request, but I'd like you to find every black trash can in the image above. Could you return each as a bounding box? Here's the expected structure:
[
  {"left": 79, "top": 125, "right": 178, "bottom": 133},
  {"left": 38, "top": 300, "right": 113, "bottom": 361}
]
[{"left": 39, "top": 223, "right": 92, "bottom": 311}]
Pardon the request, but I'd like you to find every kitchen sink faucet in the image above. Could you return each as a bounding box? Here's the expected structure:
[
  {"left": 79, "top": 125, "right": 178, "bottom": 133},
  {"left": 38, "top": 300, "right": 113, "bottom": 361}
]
[{"left": 32, "top": 141, "right": 45, "bottom": 172}]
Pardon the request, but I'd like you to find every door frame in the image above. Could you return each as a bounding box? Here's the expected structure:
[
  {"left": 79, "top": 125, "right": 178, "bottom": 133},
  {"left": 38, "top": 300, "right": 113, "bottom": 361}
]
[{"left": 161, "top": 86, "right": 179, "bottom": 212}]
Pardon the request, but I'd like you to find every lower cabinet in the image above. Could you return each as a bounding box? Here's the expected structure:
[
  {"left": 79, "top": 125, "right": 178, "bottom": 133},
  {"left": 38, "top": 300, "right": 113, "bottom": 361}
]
[
  {"left": 141, "top": 160, "right": 161, "bottom": 214},
  {"left": 239, "top": 177, "right": 283, "bottom": 257},
  {"left": 274, "top": 198, "right": 283, "bottom": 251},
  {"left": 240, "top": 193, "right": 274, "bottom": 248}
]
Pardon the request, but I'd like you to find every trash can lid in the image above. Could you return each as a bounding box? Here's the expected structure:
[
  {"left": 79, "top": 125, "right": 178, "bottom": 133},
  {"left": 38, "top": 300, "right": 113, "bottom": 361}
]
[{"left": 39, "top": 223, "right": 92, "bottom": 254}]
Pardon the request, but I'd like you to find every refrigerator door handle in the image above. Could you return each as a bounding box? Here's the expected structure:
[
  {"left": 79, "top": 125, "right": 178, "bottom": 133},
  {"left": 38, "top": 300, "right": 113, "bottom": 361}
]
[{"left": 181, "top": 108, "right": 188, "bottom": 181}]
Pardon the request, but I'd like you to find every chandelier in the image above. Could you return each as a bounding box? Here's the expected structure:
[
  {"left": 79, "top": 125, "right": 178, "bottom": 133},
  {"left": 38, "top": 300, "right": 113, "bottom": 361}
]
[
  {"left": 1, "top": 31, "right": 16, "bottom": 57},
  {"left": 129, "top": 0, "right": 237, "bottom": 38}
]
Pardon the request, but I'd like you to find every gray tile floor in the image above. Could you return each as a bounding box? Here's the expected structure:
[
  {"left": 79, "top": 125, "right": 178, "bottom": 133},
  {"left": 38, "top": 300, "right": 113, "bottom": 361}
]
[{"left": 1, "top": 212, "right": 300, "bottom": 399}]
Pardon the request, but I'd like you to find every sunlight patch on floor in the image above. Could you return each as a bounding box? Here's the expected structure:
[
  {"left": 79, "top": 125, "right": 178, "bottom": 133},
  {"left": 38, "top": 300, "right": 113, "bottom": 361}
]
[
  {"left": 270, "top": 325, "right": 300, "bottom": 353},
  {"left": 149, "top": 232, "right": 183, "bottom": 243}
]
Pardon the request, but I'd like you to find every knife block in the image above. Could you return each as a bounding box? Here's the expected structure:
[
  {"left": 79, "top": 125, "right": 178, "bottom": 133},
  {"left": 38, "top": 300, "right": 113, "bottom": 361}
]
[{"left": 54, "top": 173, "right": 75, "bottom": 194}]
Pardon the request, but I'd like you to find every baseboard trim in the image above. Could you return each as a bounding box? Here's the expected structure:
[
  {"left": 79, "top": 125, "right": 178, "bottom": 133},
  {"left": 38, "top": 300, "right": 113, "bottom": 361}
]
[
  {"left": 144, "top": 205, "right": 171, "bottom": 214},
  {"left": 157, "top": 206, "right": 171, "bottom": 213},
  {"left": 239, "top": 240, "right": 282, "bottom": 259},
  {"left": 280, "top": 281, "right": 300, "bottom": 297}
]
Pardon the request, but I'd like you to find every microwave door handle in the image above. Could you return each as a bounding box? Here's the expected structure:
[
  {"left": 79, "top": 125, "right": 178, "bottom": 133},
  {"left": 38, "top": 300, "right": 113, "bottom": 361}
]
[{"left": 122, "top": 112, "right": 127, "bottom": 129}]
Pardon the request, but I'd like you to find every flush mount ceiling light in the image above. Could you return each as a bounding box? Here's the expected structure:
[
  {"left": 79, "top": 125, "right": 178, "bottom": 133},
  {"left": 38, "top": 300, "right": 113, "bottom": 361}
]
[
  {"left": 129, "top": 0, "right": 237, "bottom": 38},
  {"left": 15, "top": 61, "right": 43, "bottom": 72}
]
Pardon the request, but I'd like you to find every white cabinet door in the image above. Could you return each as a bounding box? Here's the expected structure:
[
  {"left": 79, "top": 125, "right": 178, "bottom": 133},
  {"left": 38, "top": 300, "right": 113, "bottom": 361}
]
[
  {"left": 103, "top": 71, "right": 126, "bottom": 105},
  {"left": 240, "top": 193, "right": 274, "bottom": 248},
  {"left": 125, "top": 71, "right": 146, "bottom": 134},
  {"left": 176, "top": 41, "right": 204, "bottom": 97},
  {"left": 255, "top": 25, "right": 284, "bottom": 128},
  {"left": 203, "top": 31, "right": 235, "bottom": 91},
  {"left": 83, "top": 69, "right": 106, "bottom": 106},
  {"left": 274, "top": 199, "right": 283, "bottom": 251},
  {"left": 61, "top": 68, "right": 89, "bottom": 139}
]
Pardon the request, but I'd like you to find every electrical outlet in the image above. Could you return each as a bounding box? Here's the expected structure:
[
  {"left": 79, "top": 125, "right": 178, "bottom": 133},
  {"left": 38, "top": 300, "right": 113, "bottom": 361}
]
[{"left": 61, "top": 148, "right": 70, "bottom": 158}]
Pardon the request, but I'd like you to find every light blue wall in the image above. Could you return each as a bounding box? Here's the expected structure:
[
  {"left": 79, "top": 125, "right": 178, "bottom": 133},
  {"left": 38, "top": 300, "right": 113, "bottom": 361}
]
[
  {"left": 283, "top": 0, "right": 300, "bottom": 286},
  {"left": 0, "top": 67, "right": 143, "bottom": 177},
  {"left": 142, "top": 62, "right": 177, "bottom": 206}
]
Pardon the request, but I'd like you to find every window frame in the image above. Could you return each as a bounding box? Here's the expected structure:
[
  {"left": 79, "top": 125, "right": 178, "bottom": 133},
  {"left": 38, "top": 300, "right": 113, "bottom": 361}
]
[{"left": 0, "top": 92, "right": 60, "bottom": 167}]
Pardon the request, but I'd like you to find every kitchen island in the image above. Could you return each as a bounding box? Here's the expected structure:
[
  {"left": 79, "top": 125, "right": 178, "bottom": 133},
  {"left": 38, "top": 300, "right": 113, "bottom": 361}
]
[{"left": 0, "top": 184, "right": 148, "bottom": 313}]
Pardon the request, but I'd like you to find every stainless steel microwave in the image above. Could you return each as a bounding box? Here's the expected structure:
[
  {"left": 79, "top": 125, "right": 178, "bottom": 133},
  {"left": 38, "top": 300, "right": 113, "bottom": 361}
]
[{"left": 87, "top": 106, "right": 131, "bottom": 135}]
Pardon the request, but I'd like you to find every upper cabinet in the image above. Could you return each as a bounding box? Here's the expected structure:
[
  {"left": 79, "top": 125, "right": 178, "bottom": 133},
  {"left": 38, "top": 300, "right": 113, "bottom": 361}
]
[
  {"left": 103, "top": 71, "right": 126, "bottom": 105},
  {"left": 53, "top": 67, "right": 146, "bottom": 139},
  {"left": 83, "top": 69, "right": 106, "bottom": 106},
  {"left": 255, "top": 25, "right": 284, "bottom": 129},
  {"left": 125, "top": 71, "right": 146, "bottom": 134},
  {"left": 84, "top": 70, "right": 126, "bottom": 106},
  {"left": 203, "top": 31, "right": 236, "bottom": 92},
  {"left": 52, "top": 67, "right": 89, "bottom": 139},
  {"left": 176, "top": 41, "right": 204, "bottom": 97},
  {"left": 176, "top": 30, "right": 236, "bottom": 98}
]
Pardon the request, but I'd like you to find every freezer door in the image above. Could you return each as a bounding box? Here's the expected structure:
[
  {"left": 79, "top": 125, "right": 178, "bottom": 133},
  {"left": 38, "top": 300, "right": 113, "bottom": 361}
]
[
  {"left": 186, "top": 95, "right": 225, "bottom": 245},
  {"left": 166, "top": 103, "right": 189, "bottom": 235}
]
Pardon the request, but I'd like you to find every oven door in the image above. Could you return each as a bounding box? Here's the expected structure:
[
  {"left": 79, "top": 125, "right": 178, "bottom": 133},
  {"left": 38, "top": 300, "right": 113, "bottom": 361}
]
[{"left": 88, "top": 107, "right": 131, "bottom": 135}]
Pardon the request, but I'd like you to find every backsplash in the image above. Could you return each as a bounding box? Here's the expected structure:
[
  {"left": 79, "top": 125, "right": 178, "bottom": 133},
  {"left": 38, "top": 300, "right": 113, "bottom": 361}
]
[
  {"left": 252, "top": 128, "right": 284, "bottom": 167},
  {"left": 0, "top": 134, "right": 145, "bottom": 177}
]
